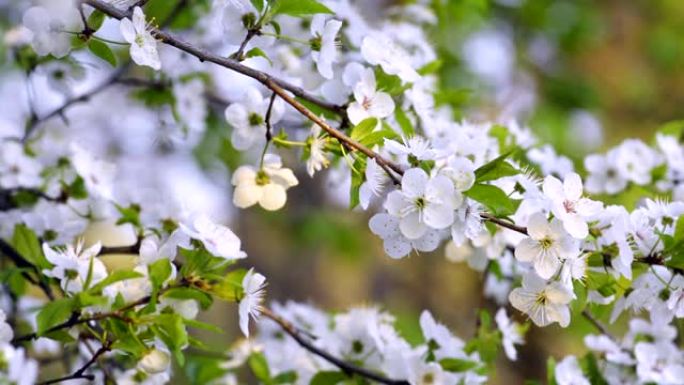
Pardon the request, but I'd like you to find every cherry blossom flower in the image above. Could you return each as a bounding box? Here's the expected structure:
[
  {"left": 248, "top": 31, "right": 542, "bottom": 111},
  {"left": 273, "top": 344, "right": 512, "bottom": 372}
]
[
  {"left": 42, "top": 241, "right": 107, "bottom": 294},
  {"left": 369, "top": 213, "right": 441, "bottom": 258},
  {"left": 384, "top": 168, "right": 458, "bottom": 239},
  {"left": 239, "top": 268, "right": 266, "bottom": 337},
  {"left": 361, "top": 35, "right": 420, "bottom": 83},
  {"left": 310, "top": 15, "right": 342, "bottom": 80},
  {"left": 359, "top": 158, "right": 389, "bottom": 209},
  {"left": 120, "top": 7, "right": 161, "bottom": 70},
  {"left": 495, "top": 308, "right": 524, "bottom": 361},
  {"left": 509, "top": 272, "right": 573, "bottom": 327},
  {"left": 139, "top": 348, "right": 171, "bottom": 374},
  {"left": 224, "top": 88, "right": 284, "bottom": 150},
  {"left": 584, "top": 149, "right": 627, "bottom": 194},
  {"left": 543, "top": 172, "right": 603, "bottom": 239},
  {"left": 305, "top": 123, "right": 329, "bottom": 177},
  {"left": 346, "top": 68, "right": 395, "bottom": 125},
  {"left": 22, "top": 2, "right": 80, "bottom": 58},
  {"left": 0, "top": 142, "right": 42, "bottom": 189},
  {"left": 514, "top": 213, "right": 579, "bottom": 280},
  {"left": 555, "top": 356, "right": 589, "bottom": 385},
  {"left": 70, "top": 144, "right": 116, "bottom": 200},
  {"left": 231, "top": 154, "right": 298, "bottom": 211},
  {"left": 180, "top": 215, "right": 247, "bottom": 260}
]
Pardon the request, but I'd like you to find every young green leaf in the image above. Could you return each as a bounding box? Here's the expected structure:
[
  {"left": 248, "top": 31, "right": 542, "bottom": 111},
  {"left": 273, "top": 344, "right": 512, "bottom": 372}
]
[
  {"left": 37, "top": 298, "right": 74, "bottom": 335},
  {"left": 12, "top": 224, "right": 50, "bottom": 269},
  {"left": 464, "top": 183, "right": 521, "bottom": 217},
  {"left": 272, "top": 0, "right": 333, "bottom": 17},
  {"left": 474, "top": 152, "right": 519, "bottom": 183},
  {"left": 88, "top": 39, "right": 117, "bottom": 67}
]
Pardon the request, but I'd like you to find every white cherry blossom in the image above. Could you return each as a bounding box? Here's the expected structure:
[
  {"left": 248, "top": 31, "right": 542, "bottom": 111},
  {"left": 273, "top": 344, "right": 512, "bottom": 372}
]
[
  {"left": 359, "top": 158, "right": 389, "bottom": 210},
  {"left": 555, "top": 356, "right": 589, "bottom": 385},
  {"left": 180, "top": 215, "right": 247, "bottom": 260},
  {"left": 369, "top": 213, "right": 441, "bottom": 258},
  {"left": 346, "top": 68, "right": 395, "bottom": 125},
  {"left": 514, "top": 213, "right": 579, "bottom": 280},
  {"left": 42, "top": 241, "right": 107, "bottom": 294},
  {"left": 310, "top": 15, "right": 342, "bottom": 80},
  {"left": 225, "top": 88, "right": 284, "bottom": 150},
  {"left": 361, "top": 35, "right": 420, "bottom": 83},
  {"left": 543, "top": 172, "right": 603, "bottom": 239},
  {"left": 509, "top": 272, "right": 573, "bottom": 327},
  {"left": 239, "top": 268, "right": 266, "bottom": 337},
  {"left": 120, "top": 7, "right": 161, "bottom": 70},
  {"left": 385, "top": 168, "right": 458, "bottom": 239},
  {"left": 495, "top": 308, "right": 524, "bottom": 361},
  {"left": 231, "top": 154, "right": 298, "bottom": 211}
]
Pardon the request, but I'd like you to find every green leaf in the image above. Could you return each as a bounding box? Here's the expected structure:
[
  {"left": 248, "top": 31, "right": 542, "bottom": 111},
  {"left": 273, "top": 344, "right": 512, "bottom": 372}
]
[
  {"left": 153, "top": 313, "right": 189, "bottom": 365},
  {"left": 273, "top": 0, "right": 333, "bottom": 16},
  {"left": 245, "top": 47, "right": 272, "bottom": 65},
  {"left": 309, "top": 371, "right": 347, "bottom": 385},
  {"left": 439, "top": 358, "right": 479, "bottom": 372},
  {"left": 115, "top": 203, "right": 142, "bottom": 228},
  {"left": 12, "top": 224, "right": 50, "bottom": 269},
  {"left": 464, "top": 184, "right": 521, "bottom": 217},
  {"left": 375, "top": 69, "right": 409, "bottom": 95},
  {"left": 184, "top": 354, "right": 229, "bottom": 385},
  {"left": 149, "top": 259, "right": 173, "bottom": 290},
  {"left": 394, "top": 108, "right": 415, "bottom": 136},
  {"left": 273, "top": 371, "right": 297, "bottom": 384},
  {"left": 212, "top": 268, "right": 246, "bottom": 301},
  {"left": 87, "top": 39, "right": 117, "bottom": 67},
  {"left": 474, "top": 152, "right": 519, "bottom": 183},
  {"left": 37, "top": 298, "right": 74, "bottom": 335},
  {"left": 250, "top": 0, "right": 264, "bottom": 12},
  {"left": 418, "top": 60, "right": 443, "bottom": 75},
  {"left": 249, "top": 352, "right": 271, "bottom": 383},
  {"left": 581, "top": 353, "right": 609, "bottom": 385},
  {"left": 350, "top": 118, "right": 378, "bottom": 142},
  {"left": 88, "top": 270, "right": 144, "bottom": 294},
  {"left": 184, "top": 318, "right": 224, "bottom": 334},
  {"left": 348, "top": 157, "right": 365, "bottom": 210},
  {"left": 547, "top": 357, "right": 558, "bottom": 385},
  {"left": 87, "top": 10, "right": 106, "bottom": 31},
  {"left": 674, "top": 215, "right": 684, "bottom": 243},
  {"left": 65, "top": 176, "right": 88, "bottom": 199},
  {"left": 163, "top": 287, "right": 213, "bottom": 309}
]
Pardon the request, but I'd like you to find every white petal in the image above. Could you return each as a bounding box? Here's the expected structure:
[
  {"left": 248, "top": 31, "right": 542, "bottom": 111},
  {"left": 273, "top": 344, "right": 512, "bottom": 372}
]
[
  {"left": 514, "top": 238, "right": 539, "bottom": 263},
  {"left": 258, "top": 183, "right": 287, "bottom": 211},
  {"left": 423, "top": 204, "right": 454, "bottom": 229},
  {"left": 526, "top": 212, "right": 549, "bottom": 240},
  {"left": 368, "top": 92, "right": 395, "bottom": 119},
  {"left": 563, "top": 214, "right": 588, "bottom": 239},
  {"left": 401, "top": 168, "right": 428, "bottom": 198},
  {"left": 563, "top": 173, "right": 583, "bottom": 201},
  {"left": 542, "top": 175, "right": 564, "bottom": 202},
  {"left": 233, "top": 183, "right": 261, "bottom": 209},
  {"left": 399, "top": 211, "right": 427, "bottom": 239}
]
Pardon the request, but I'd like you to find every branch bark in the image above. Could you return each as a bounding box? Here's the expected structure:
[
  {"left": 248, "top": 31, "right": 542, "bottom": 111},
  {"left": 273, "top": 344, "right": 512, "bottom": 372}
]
[
  {"left": 81, "top": 0, "right": 403, "bottom": 183},
  {"left": 260, "top": 308, "right": 410, "bottom": 385}
]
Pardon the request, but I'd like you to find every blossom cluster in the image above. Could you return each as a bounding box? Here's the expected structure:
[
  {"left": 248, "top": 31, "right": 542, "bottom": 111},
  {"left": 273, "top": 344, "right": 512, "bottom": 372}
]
[{"left": 1, "top": 0, "right": 684, "bottom": 384}]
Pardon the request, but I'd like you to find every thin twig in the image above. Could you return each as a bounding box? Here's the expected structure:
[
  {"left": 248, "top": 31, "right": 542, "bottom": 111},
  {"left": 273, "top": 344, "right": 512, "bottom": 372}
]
[
  {"left": 479, "top": 213, "right": 528, "bottom": 235},
  {"left": 581, "top": 309, "right": 616, "bottom": 341},
  {"left": 260, "top": 308, "right": 410, "bottom": 385},
  {"left": 81, "top": 0, "right": 371, "bottom": 174},
  {"left": 38, "top": 341, "right": 112, "bottom": 385},
  {"left": 264, "top": 92, "right": 277, "bottom": 142}
]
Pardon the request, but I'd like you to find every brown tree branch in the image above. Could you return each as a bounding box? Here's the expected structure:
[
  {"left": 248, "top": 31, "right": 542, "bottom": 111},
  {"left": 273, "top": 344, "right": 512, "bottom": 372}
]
[
  {"left": 38, "top": 341, "right": 112, "bottom": 385},
  {"left": 81, "top": 0, "right": 401, "bottom": 183},
  {"left": 260, "top": 308, "right": 410, "bottom": 385}
]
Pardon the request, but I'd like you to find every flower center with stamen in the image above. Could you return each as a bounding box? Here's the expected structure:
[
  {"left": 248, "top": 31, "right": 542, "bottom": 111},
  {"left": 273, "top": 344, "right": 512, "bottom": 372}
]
[
  {"left": 256, "top": 170, "right": 270, "bottom": 186},
  {"left": 563, "top": 199, "right": 576, "bottom": 214},
  {"left": 415, "top": 197, "right": 427, "bottom": 209},
  {"left": 362, "top": 96, "right": 372, "bottom": 110},
  {"left": 248, "top": 113, "right": 264, "bottom": 126},
  {"left": 421, "top": 373, "right": 435, "bottom": 384},
  {"left": 539, "top": 237, "right": 554, "bottom": 250},
  {"left": 309, "top": 35, "right": 322, "bottom": 51},
  {"left": 535, "top": 291, "right": 548, "bottom": 306},
  {"left": 135, "top": 34, "right": 145, "bottom": 47}
]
